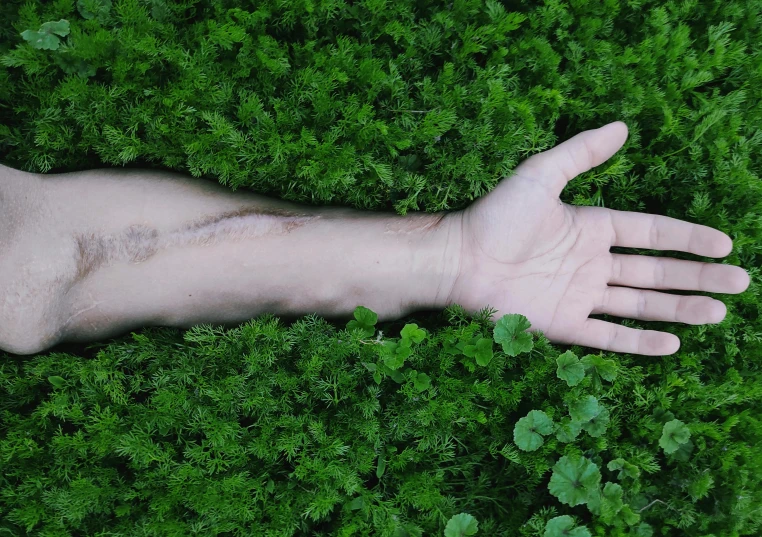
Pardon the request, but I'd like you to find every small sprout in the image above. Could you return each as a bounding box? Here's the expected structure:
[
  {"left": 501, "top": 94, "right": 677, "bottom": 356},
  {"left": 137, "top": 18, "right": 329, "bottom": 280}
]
[
  {"left": 347, "top": 306, "right": 378, "bottom": 337},
  {"left": 607, "top": 458, "right": 640, "bottom": 480},
  {"left": 48, "top": 376, "right": 66, "bottom": 389},
  {"left": 463, "top": 337, "right": 494, "bottom": 366},
  {"left": 413, "top": 372, "right": 431, "bottom": 392},
  {"left": 400, "top": 323, "right": 426, "bottom": 343}
]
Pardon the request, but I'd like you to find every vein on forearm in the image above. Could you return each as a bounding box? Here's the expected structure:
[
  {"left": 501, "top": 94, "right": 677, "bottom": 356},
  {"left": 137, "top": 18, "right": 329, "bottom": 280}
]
[{"left": 73, "top": 206, "right": 320, "bottom": 281}]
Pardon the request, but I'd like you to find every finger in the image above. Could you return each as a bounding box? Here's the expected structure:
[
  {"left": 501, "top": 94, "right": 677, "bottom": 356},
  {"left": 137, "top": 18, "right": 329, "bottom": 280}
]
[
  {"left": 593, "top": 287, "right": 727, "bottom": 325},
  {"left": 608, "top": 210, "right": 732, "bottom": 257},
  {"left": 576, "top": 318, "right": 681, "bottom": 356},
  {"left": 610, "top": 254, "right": 750, "bottom": 294},
  {"left": 513, "top": 121, "right": 629, "bottom": 198}
]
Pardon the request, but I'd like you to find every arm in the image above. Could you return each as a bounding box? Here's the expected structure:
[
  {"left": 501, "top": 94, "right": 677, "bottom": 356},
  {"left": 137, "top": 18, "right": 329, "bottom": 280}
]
[{"left": 19, "top": 167, "right": 462, "bottom": 351}]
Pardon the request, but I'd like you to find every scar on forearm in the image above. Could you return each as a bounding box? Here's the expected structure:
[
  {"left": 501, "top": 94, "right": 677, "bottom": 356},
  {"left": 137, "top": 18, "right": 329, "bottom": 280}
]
[{"left": 73, "top": 206, "right": 319, "bottom": 281}]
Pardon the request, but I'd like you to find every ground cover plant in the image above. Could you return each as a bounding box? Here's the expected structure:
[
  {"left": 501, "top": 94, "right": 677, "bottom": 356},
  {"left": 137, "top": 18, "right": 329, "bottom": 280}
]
[{"left": 1, "top": 0, "right": 761, "bottom": 535}]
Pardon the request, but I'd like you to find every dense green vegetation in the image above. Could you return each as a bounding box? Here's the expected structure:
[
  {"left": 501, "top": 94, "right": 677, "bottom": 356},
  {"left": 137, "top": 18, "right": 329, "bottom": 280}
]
[{"left": 1, "top": 0, "right": 760, "bottom": 535}]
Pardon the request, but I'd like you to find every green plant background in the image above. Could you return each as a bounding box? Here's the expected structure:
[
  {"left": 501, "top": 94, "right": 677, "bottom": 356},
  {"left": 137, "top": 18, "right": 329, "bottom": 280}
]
[{"left": 1, "top": 0, "right": 760, "bottom": 535}]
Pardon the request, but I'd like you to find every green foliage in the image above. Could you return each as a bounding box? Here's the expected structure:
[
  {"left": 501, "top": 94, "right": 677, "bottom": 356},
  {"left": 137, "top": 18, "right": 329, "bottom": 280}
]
[{"left": 2, "top": 0, "right": 762, "bottom": 535}]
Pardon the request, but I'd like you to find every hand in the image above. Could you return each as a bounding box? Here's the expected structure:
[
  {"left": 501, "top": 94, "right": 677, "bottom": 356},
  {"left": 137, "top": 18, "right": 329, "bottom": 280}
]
[{"left": 444, "top": 122, "right": 750, "bottom": 356}]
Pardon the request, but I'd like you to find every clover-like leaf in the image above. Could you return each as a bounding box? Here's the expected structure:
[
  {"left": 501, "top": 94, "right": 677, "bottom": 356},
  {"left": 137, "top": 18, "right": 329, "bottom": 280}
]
[
  {"left": 400, "top": 323, "right": 426, "bottom": 343},
  {"left": 556, "top": 351, "right": 585, "bottom": 386},
  {"left": 354, "top": 305, "right": 378, "bottom": 327},
  {"left": 444, "top": 512, "right": 478, "bottom": 537},
  {"left": 659, "top": 419, "right": 691, "bottom": 454},
  {"left": 413, "top": 372, "right": 431, "bottom": 392},
  {"left": 347, "top": 306, "right": 377, "bottom": 337},
  {"left": 582, "top": 406, "right": 610, "bottom": 437},
  {"left": 581, "top": 354, "right": 618, "bottom": 382},
  {"left": 544, "top": 515, "right": 591, "bottom": 537},
  {"left": 548, "top": 454, "right": 601, "bottom": 506},
  {"left": 569, "top": 395, "right": 599, "bottom": 423},
  {"left": 513, "top": 410, "right": 554, "bottom": 452},
  {"left": 555, "top": 418, "right": 582, "bottom": 443},
  {"left": 493, "top": 313, "right": 533, "bottom": 356}
]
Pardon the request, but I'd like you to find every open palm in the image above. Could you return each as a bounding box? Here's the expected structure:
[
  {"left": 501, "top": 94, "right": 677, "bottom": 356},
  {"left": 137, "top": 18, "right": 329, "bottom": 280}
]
[{"left": 445, "top": 122, "right": 750, "bottom": 355}]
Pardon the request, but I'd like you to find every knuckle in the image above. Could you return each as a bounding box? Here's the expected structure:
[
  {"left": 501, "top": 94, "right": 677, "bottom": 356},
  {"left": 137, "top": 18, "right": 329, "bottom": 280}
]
[
  {"left": 636, "top": 291, "right": 647, "bottom": 318},
  {"left": 655, "top": 258, "right": 667, "bottom": 288}
]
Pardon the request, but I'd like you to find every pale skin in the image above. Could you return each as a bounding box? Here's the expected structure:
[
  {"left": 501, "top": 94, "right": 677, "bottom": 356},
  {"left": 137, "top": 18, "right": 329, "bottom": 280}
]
[{"left": 0, "top": 121, "right": 750, "bottom": 356}]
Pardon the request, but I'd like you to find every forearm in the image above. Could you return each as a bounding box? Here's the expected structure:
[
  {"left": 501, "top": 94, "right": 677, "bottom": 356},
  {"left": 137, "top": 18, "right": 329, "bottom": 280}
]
[{"left": 39, "top": 168, "right": 462, "bottom": 343}]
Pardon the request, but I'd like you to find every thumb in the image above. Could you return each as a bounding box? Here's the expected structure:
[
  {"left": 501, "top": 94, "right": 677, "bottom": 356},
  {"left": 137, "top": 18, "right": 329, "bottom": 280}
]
[{"left": 513, "top": 121, "right": 629, "bottom": 198}]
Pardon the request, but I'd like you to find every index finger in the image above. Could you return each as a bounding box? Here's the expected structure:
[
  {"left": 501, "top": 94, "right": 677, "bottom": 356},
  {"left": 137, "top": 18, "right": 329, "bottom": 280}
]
[{"left": 608, "top": 209, "right": 733, "bottom": 257}]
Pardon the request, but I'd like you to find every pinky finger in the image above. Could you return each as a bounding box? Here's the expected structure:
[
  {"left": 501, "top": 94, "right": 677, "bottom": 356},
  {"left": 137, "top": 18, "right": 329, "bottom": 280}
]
[{"left": 576, "top": 319, "right": 681, "bottom": 356}]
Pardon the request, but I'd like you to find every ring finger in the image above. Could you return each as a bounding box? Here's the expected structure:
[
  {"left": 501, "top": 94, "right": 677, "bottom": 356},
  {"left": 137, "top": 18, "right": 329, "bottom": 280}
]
[{"left": 593, "top": 287, "right": 727, "bottom": 325}]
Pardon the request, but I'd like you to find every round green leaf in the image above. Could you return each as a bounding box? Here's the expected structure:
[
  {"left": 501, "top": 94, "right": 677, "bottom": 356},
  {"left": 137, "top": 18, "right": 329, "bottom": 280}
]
[
  {"left": 555, "top": 418, "right": 582, "bottom": 443},
  {"left": 493, "top": 313, "right": 533, "bottom": 356},
  {"left": 659, "top": 419, "right": 691, "bottom": 454},
  {"left": 444, "top": 512, "right": 478, "bottom": 537},
  {"left": 581, "top": 406, "right": 610, "bottom": 437},
  {"left": 544, "top": 515, "right": 591, "bottom": 537},
  {"left": 548, "top": 454, "right": 601, "bottom": 506},
  {"left": 581, "top": 354, "right": 618, "bottom": 382},
  {"left": 569, "top": 395, "right": 599, "bottom": 423},
  {"left": 513, "top": 410, "right": 554, "bottom": 452}
]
